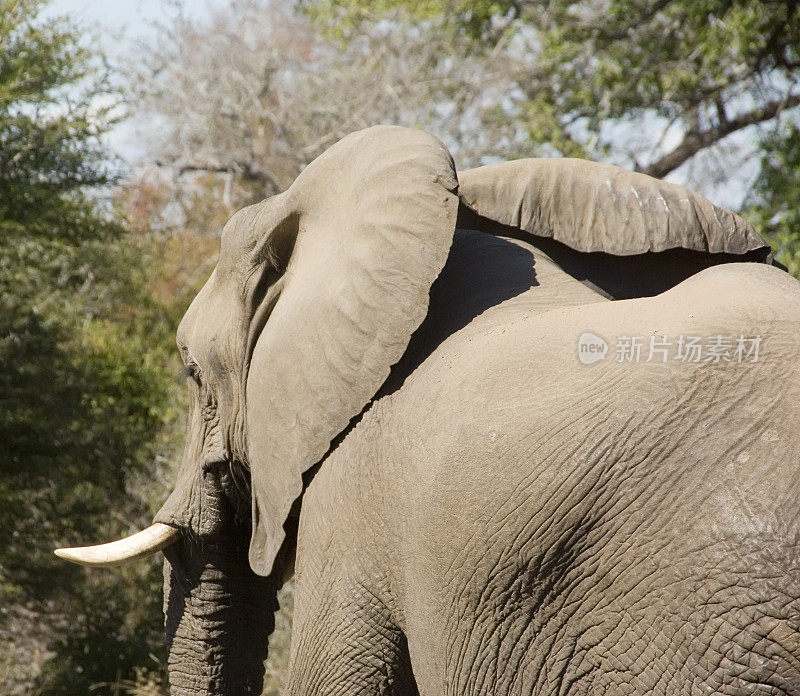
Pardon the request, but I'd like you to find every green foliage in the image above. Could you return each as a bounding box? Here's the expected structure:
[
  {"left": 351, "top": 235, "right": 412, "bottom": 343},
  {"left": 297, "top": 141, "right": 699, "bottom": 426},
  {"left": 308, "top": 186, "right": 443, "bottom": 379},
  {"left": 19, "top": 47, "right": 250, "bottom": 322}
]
[
  {"left": 746, "top": 123, "right": 800, "bottom": 278},
  {"left": 306, "top": 0, "right": 800, "bottom": 169},
  {"left": 302, "top": 0, "right": 506, "bottom": 43},
  {"left": 0, "top": 1, "right": 178, "bottom": 692}
]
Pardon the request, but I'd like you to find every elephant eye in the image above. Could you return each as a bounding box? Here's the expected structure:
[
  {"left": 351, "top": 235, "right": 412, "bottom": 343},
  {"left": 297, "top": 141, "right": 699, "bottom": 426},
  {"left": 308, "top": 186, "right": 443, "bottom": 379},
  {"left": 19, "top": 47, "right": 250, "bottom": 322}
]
[{"left": 179, "top": 362, "right": 203, "bottom": 386}]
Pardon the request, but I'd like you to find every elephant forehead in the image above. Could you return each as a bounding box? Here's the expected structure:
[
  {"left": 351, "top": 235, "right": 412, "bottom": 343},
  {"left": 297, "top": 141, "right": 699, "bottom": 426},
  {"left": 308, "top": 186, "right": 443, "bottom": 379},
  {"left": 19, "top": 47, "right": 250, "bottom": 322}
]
[
  {"left": 218, "top": 204, "right": 261, "bottom": 271},
  {"left": 217, "top": 192, "right": 294, "bottom": 274},
  {"left": 178, "top": 275, "right": 244, "bottom": 360}
]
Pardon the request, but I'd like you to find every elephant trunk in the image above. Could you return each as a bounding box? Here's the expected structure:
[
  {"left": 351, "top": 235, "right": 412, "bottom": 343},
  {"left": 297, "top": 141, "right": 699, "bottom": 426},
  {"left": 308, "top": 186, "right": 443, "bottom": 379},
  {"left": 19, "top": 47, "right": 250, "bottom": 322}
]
[{"left": 163, "top": 533, "right": 279, "bottom": 696}]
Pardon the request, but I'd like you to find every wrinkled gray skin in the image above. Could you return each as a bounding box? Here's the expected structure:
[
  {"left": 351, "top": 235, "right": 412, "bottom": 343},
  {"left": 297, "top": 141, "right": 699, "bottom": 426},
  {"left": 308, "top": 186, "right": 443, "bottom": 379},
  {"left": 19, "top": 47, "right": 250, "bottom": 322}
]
[{"left": 156, "top": 127, "right": 800, "bottom": 695}]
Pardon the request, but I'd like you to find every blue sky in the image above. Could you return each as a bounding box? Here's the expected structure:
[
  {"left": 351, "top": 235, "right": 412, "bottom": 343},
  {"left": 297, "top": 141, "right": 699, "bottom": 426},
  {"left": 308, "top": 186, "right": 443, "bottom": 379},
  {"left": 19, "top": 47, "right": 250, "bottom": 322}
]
[
  {"left": 41, "top": 1, "right": 231, "bottom": 162},
  {"left": 44, "top": 0, "right": 225, "bottom": 37}
]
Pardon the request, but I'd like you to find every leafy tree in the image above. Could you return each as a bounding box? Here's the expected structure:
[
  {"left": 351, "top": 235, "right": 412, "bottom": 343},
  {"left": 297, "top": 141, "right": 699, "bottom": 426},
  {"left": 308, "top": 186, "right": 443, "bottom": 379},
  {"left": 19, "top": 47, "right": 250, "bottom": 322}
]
[
  {"left": 0, "top": 1, "right": 178, "bottom": 693},
  {"left": 304, "top": 0, "right": 800, "bottom": 273},
  {"left": 746, "top": 122, "right": 800, "bottom": 277},
  {"left": 306, "top": 0, "right": 799, "bottom": 172}
]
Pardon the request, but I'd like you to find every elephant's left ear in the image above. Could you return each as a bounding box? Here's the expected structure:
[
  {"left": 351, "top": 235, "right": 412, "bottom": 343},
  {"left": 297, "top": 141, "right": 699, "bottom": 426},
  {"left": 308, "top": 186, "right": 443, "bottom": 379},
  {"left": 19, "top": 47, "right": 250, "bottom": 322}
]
[{"left": 245, "top": 126, "right": 458, "bottom": 576}]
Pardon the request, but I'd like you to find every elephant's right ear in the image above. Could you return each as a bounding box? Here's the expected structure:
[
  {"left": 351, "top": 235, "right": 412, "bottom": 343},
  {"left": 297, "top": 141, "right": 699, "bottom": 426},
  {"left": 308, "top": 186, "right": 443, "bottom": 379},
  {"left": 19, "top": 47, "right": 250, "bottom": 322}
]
[
  {"left": 243, "top": 126, "right": 458, "bottom": 576},
  {"left": 456, "top": 158, "right": 775, "bottom": 298},
  {"left": 457, "top": 158, "right": 769, "bottom": 255}
]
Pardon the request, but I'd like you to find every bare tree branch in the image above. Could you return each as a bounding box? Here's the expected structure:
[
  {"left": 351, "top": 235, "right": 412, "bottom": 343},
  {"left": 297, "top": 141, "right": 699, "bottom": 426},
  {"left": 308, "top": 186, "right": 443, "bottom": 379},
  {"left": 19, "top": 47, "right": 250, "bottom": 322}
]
[
  {"left": 156, "top": 159, "right": 282, "bottom": 192},
  {"left": 641, "top": 93, "right": 800, "bottom": 178}
]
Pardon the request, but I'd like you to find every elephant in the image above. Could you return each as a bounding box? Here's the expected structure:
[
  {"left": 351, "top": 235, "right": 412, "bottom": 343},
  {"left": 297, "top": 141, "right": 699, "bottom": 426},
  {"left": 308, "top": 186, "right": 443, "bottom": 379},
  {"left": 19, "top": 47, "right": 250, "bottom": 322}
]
[{"left": 56, "top": 126, "right": 800, "bottom": 695}]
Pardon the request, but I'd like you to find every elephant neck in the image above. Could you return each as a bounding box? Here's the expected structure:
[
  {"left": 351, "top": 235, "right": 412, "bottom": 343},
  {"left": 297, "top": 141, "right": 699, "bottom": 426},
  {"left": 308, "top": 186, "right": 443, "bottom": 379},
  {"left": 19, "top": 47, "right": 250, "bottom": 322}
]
[{"left": 379, "top": 228, "right": 607, "bottom": 398}]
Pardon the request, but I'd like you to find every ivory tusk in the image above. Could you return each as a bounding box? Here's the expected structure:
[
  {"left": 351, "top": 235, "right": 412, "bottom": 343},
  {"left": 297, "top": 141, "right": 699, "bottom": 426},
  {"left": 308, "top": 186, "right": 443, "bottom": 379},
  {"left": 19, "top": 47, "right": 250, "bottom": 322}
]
[{"left": 54, "top": 523, "right": 180, "bottom": 567}]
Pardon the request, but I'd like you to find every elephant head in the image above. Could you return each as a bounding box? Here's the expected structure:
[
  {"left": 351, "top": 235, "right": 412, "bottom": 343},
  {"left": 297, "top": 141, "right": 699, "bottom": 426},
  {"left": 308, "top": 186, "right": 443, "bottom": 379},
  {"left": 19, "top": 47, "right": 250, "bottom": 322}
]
[
  {"left": 59, "top": 125, "right": 460, "bottom": 692},
  {"left": 154, "top": 126, "right": 458, "bottom": 577},
  {"left": 54, "top": 126, "right": 775, "bottom": 694}
]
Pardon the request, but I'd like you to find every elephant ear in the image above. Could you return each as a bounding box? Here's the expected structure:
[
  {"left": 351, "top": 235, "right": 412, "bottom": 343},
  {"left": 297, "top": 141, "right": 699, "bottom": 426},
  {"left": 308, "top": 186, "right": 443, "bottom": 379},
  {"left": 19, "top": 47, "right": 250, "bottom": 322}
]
[
  {"left": 457, "top": 158, "right": 768, "bottom": 255},
  {"left": 244, "top": 126, "right": 458, "bottom": 575},
  {"left": 457, "top": 159, "right": 775, "bottom": 298}
]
